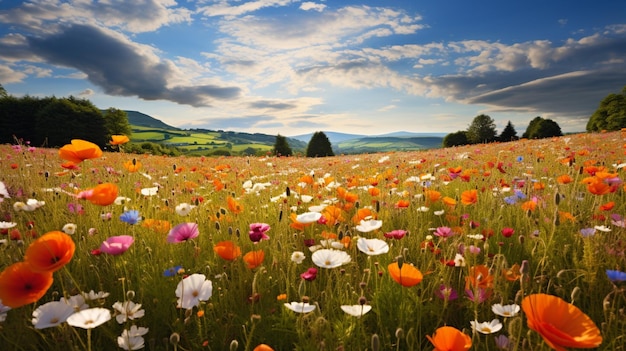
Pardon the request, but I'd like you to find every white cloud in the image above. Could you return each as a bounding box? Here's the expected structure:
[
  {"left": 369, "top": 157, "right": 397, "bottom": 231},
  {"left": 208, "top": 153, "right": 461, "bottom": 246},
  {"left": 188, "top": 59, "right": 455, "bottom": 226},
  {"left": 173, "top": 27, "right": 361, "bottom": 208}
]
[{"left": 300, "top": 2, "right": 326, "bottom": 12}]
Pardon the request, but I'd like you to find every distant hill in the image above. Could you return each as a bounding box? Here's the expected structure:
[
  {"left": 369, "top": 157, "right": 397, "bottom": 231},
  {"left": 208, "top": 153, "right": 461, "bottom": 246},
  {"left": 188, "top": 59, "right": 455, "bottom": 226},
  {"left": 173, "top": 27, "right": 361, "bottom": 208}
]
[
  {"left": 124, "top": 110, "right": 178, "bottom": 129},
  {"left": 336, "top": 136, "right": 442, "bottom": 153},
  {"left": 290, "top": 131, "right": 367, "bottom": 144}
]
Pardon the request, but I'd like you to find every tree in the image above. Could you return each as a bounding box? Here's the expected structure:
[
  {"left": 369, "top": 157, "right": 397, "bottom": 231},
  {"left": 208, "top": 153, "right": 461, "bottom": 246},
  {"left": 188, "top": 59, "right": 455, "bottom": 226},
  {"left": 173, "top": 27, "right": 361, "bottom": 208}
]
[
  {"left": 273, "top": 134, "right": 293, "bottom": 156},
  {"left": 306, "top": 131, "right": 334, "bottom": 157},
  {"left": 466, "top": 114, "right": 497, "bottom": 144},
  {"left": 103, "top": 108, "right": 132, "bottom": 139},
  {"left": 586, "top": 86, "right": 626, "bottom": 132},
  {"left": 498, "top": 121, "right": 518, "bottom": 142},
  {"left": 442, "top": 130, "right": 469, "bottom": 147},
  {"left": 523, "top": 116, "right": 562, "bottom": 139},
  {"left": 0, "top": 84, "right": 7, "bottom": 98}
]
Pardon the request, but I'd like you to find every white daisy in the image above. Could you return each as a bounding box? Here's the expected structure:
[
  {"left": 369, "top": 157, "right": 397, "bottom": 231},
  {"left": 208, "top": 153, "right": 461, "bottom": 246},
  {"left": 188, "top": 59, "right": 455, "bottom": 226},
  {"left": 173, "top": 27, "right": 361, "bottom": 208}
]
[
  {"left": 355, "top": 219, "right": 383, "bottom": 233},
  {"left": 470, "top": 319, "right": 502, "bottom": 334},
  {"left": 356, "top": 238, "right": 389, "bottom": 256},
  {"left": 113, "top": 301, "right": 145, "bottom": 324},
  {"left": 62, "top": 223, "right": 77, "bottom": 235},
  {"left": 175, "top": 203, "right": 196, "bottom": 216},
  {"left": 283, "top": 302, "right": 316, "bottom": 313},
  {"left": 296, "top": 211, "right": 322, "bottom": 223},
  {"left": 290, "top": 251, "right": 306, "bottom": 264},
  {"left": 491, "top": 303, "right": 520, "bottom": 318},
  {"left": 32, "top": 301, "right": 75, "bottom": 329},
  {"left": 66, "top": 308, "right": 111, "bottom": 329},
  {"left": 340, "top": 304, "right": 372, "bottom": 318}
]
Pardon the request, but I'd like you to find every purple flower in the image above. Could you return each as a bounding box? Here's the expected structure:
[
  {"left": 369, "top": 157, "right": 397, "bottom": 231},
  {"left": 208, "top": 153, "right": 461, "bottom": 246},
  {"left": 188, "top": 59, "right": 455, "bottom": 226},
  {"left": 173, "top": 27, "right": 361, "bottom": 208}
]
[
  {"left": 119, "top": 210, "right": 141, "bottom": 225},
  {"left": 384, "top": 229, "right": 407, "bottom": 240},
  {"left": 167, "top": 222, "right": 199, "bottom": 243},
  {"left": 434, "top": 226, "right": 455, "bottom": 238},
  {"left": 300, "top": 267, "right": 318, "bottom": 281},
  {"left": 606, "top": 269, "right": 626, "bottom": 282},
  {"left": 580, "top": 228, "right": 596, "bottom": 237},
  {"left": 100, "top": 235, "right": 134, "bottom": 255},
  {"left": 248, "top": 222, "right": 270, "bottom": 242},
  {"left": 465, "top": 288, "right": 491, "bottom": 303},
  {"left": 434, "top": 284, "right": 458, "bottom": 301}
]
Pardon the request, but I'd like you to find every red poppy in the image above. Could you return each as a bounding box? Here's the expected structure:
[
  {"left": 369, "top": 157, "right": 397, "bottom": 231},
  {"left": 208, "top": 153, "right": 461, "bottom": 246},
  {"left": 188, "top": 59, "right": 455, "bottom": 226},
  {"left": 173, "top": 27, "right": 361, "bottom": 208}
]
[
  {"left": 0, "top": 262, "right": 54, "bottom": 308},
  {"left": 24, "top": 231, "right": 75, "bottom": 273}
]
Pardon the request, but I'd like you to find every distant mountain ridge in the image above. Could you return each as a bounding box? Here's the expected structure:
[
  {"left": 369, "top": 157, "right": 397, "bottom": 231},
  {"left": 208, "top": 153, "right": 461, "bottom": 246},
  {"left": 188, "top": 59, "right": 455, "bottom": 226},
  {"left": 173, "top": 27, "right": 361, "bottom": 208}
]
[{"left": 124, "top": 110, "right": 178, "bottom": 129}]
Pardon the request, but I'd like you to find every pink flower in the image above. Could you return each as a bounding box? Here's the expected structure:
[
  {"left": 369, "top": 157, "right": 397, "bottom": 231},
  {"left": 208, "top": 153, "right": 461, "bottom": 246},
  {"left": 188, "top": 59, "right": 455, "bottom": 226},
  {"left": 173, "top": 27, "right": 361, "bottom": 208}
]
[
  {"left": 384, "top": 229, "right": 407, "bottom": 240},
  {"left": 248, "top": 223, "right": 270, "bottom": 242},
  {"left": 100, "top": 235, "right": 134, "bottom": 255},
  {"left": 434, "top": 226, "right": 455, "bottom": 238},
  {"left": 167, "top": 223, "right": 199, "bottom": 243},
  {"left": 434, "top": 284, "right": 458, "bottom": 301},
  {"left": 300, "top": 267, "right": 318, "bottom": 281},
  {"left": 501, "top": 227, "right": 515, "bottom": 238}
]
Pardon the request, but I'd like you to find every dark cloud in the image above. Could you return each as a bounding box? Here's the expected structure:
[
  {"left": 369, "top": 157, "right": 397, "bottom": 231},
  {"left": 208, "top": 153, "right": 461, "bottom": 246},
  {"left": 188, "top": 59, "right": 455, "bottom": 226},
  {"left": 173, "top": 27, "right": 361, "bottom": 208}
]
[
  {"left": 26, "top": 24, "right": 240, "bottom": 106},
  {"left": 249, "top": 100, "right": 297, "bottom": 110}
]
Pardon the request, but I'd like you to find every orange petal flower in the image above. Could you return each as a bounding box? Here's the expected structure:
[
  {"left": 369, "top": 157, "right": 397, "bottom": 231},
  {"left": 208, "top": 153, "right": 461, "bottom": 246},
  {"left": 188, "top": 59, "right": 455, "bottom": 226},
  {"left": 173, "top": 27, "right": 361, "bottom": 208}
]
[
  {"left": 556, "top": 174, "right": 573, "bottom": 184},
  {"left": 243, "top": 250, "right": 265, "bottom": 269},
  {"left": 388, "top": 262, "right": 423, "bottom": 287},
  {"left": 213, "top": 240, "right": 242, "bottom": 261},
  {"left": 24, "top": 231, "right": 75, "bottom": 273},
  {"left": 0, "top": 262, "right": 54, "bottom": 308},
  {"left": 425, "top": 190, "right": 441, "bottom": 203},
  {"left": 599, "top": 201, "right": 615, "bottom": 211},
  {"left": 110, "top": 135, "right": 130, "bottom": 145},
  {"left": 351, "top": 208, "right": 375, "bottom": 224},
  {"left": 586, "top": 179, "right": 610, "bottom": 195},
  {"left": 123, "top": 159, "right": 142, "bottom": 172},
  {"left": 395, "top": 199, "right": 410, "bottom": 208},
  {"left": 368, "top": 187, "right": 381, "bottom": 196},
  {"left": 442, "top": 196, "right": 457, "bottom": 207},
  {"left": 426, "top": 326, "right": 472, "bottom": 351},
  {"left": 141, "top": 219, "right": 171, "bottom": 234},
  {"left": 522, "top": 294, "right": 602, "bottom": 351},
  {"left": 227, "top": 196, "right": 244, "bottom": 214},
  {"left": 521, "top": 200, "right": 537, "bottom": 212},
  {"left": 58, "top": 139, "right": 103, "bottom": 163},
  {"left": 503, "top": 263, "right": 521, "bottom": 282},
  {"left": 80, "top": 183, "right": 119, "bottom": 206},
  {"left": 321, "top": 205, "right": 344, "bottom": 226},
  {"left": 253, "top": 344, "right": 275, "bottom": 351},
  {"left": 465, "top": 264, "right": 493, "bottom": 290},
  {"left": 460, "top": 189, "right": 478, "bottom": 205}
]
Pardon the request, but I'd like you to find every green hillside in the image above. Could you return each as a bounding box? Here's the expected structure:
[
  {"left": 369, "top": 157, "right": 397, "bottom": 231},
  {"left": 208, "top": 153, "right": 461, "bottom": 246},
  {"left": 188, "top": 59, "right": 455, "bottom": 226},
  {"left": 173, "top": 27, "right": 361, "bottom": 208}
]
[{"left": 336, "top": 136, "right": 442, "bottom": 153}]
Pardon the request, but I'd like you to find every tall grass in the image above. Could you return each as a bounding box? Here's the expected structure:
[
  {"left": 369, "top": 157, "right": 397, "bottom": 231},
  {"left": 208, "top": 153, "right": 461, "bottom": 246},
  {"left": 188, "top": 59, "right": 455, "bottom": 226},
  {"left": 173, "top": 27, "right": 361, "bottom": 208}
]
[{"left": 1, "top": 132, "right": 625, "bottom": 350}]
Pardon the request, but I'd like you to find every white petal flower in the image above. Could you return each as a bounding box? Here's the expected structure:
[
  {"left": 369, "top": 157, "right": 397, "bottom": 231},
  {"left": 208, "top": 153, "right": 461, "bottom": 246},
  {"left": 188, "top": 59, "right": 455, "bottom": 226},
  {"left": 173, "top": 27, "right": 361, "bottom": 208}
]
[
  {"left": 470, "top": 319, "right": 502, "bottom": 334},
  {"left": 340, "top": 304, "right": 372, "bottom": 317},
  {"left": 175, "top": 273, "right": 213, "bottom": 309},
  {"left": 311, "top": 249, "right": 351, "bottom": 269},
  {"left": 66, "top": 308, "right": 111, "bottom": 329},
  {"left": 283, "top": 302, "right": 316, "bottom": 313},
  {"left": 82, "top": 290, "right": 110, "bottom": 300},
  {"left": 61, "top": 294, "right": 88, "bottom": 312},
  {"left": 594, "top": 225, "right": 611, "bottom": 232},
  {"left": 491, "top": 303, "right": 520, "bottom": 318},
  {"left": 300, "top": 195, "right": 314, "bottom": 203},
  {"left": 290, "top": 251, "right": 306, "bottom": 264},
  {"left": 140, "top": 187, "right": 159, "bottom": 196},
  {"left": 454, "top": 253, "right": 466, "bottom": 267},
  {"left": 114, "top": 197, "right": 132, "bottom": 205},
  {"left": 175, "top": 203, "right": 196, "bottom": 216},
  {"left": 62, "top": 223, "right": 77, "bottom": 235},
  {"left": 296, "top": 212, "right": 322, "bottom": 223},
  {"left": 32, "top": 301, "right": 75, "bottom": 329},
  {"left": 0, "top": 221, "right": 17, "bottom": 229},
  {"left": 355, "top": 219, "right": 383, "bottom": 233},
  {"left": 113, "top": 301, "right": 145, "bottom": 324},
  {"left": 356, "top": 238, "right": 389, "bottom": 256}
]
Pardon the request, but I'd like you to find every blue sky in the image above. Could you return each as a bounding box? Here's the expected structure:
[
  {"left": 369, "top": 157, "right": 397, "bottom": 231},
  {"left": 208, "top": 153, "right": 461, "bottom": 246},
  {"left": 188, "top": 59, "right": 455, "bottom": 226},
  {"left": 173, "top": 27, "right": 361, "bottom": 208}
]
[{"left": 1, "top": 0, "right": 625, "bottom": 136}]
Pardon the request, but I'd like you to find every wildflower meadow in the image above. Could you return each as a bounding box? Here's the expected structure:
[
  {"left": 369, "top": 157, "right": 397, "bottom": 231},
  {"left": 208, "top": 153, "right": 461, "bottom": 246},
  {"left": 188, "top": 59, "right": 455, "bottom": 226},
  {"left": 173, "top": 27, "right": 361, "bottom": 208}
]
[{"left": 1, "top": 132, "right": 626, "bottom": 350}]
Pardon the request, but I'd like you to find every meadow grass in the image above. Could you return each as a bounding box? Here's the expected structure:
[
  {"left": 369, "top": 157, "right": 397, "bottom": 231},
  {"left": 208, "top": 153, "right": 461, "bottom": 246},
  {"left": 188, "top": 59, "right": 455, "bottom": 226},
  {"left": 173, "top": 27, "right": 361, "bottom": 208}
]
[{"left": 1, "top": 132, "right": 625, "bottom": 350}]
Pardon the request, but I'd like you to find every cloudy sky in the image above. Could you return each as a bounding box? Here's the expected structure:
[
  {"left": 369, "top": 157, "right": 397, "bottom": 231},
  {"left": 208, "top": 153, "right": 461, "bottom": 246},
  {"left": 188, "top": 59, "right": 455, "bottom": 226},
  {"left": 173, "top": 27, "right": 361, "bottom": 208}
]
[{"left": 1, "top": 0, "right": 625, "bottom": 136}]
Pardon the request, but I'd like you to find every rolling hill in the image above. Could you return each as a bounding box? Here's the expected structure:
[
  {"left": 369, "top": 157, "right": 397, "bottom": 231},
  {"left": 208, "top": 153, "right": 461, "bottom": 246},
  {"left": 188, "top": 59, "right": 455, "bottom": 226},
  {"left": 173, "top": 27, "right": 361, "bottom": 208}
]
[{"left": 123, "top": 111, "right": 443, "bottom": 156}]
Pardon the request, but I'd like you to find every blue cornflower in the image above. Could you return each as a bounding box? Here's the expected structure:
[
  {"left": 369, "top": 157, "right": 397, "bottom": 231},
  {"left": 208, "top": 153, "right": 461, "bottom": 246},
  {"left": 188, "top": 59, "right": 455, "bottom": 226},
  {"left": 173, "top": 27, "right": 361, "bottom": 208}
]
[
  {"left": 516, "top": 156, "right": 523, "bottom": 162},
  {"left": 504, "top": 196, "right": 517, "bottom": 205},
  {"left": 606, "top": 269, "right": 626, "bottom": 283},
  {"left": 580, "top": 228, "right": 596, "bottom": 237},
  {"left": 119, "top": 210, "right": 141, "bottom": 225},
  {"left": 513, "top": 189, "right": 526, "bottom": 199},
  {"left": 163, "top": 265, "right": 184, "bottom": 277}
]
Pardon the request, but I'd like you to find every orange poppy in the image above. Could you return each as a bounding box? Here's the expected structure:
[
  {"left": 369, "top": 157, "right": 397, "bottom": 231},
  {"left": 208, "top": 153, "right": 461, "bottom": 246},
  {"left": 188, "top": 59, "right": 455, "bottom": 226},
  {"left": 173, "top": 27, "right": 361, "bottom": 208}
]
[
  {"left": 213, "top": 178, "right": 225, "bottom": 192},
  {"left": 123, "top": 159, "right": 142, "bottom": 172},
  {"left": 556, "top": 174, "right": 573, "bottom": 184},
  {"left": 61, "top": 161, "right": 80, "bottom": 170},
  {"left": 599, "top": 201, "right": 615, "bottom": 211},
  {"left": 351, "top": 208, "right": 375, "bottom": 224},
  {"left": 460, "top": 189, "right": 478, "bottom": 205},
  {"left": 80, "top": 183, "right": 119, "bottom": 206},
  {"left": 395, "top": 199, "right": 410, "bottom": 208},
  {"left": 586, "top": 179, "right": 611, "bottom": 195},
  {"left": 253, "top": 344, "right": 275, "bottom": 351},
  {"left": 442, "top": 196, "right": 457, "bottom": 207},
  {"left": 58, "top": 139, "right": 103, "bottom": 164},
  {"left": 465, "top": 265, "right": 493, "bottom": 290},
  {"left": 522, "top": 294, "right": 602, "bottom": 351},
  {"left": 533, "top": 182, "right": 546, "bottom": 191},
  {"left": 298, "top": 175, "right": 314, "bottom": 185},
  {"left": 213, "top": 240, "right": 242, "bottom": 261},
  {"left": 289, "top": 213, "right": 310, "bottom": 231},
  {"left": 388, "top": 262, "right": 423, "bottom": 287},
  {"left": 321, "top": 205, "right": 344, "bottom": 226},
  {"left": 426, "top": 326, "right": 472, "bottom": 351},
  {"left": 521, "top": 200, "right": 537, "bottom": 212},
  {"left": 227, "top": 196, "right": 244, "bottom": 214},
  {"left": 503, "top": 263, "right": 521, "bottom": 282},
  {"left": 243, "top": 250, "right": 265, "bottom": 269},
  {"left": 425, "top": 190, "right": 441, "bottom": 203},
  {"left": 0, "top": 262, "right": 54, "bottom": 308},
  {"left": 368, "top": 187, "right": 381, "bottom": 197},
  {"left": 24, "top": 231, "right": 75, "bottom": 273},
  {"left": 141, "top": 219, "right": 172, "bottom": 234},
  {"left": 110, "top": 135, "right": 130, "bottom": 145}
]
